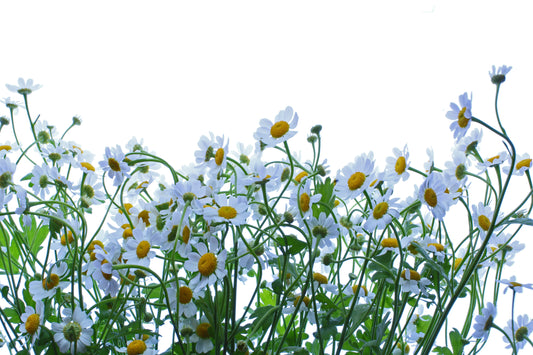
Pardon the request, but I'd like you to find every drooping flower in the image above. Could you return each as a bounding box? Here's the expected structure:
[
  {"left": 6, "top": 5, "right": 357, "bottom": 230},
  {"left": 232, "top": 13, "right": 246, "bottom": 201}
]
[
  {"left": 498, "top": 276, "right": 533, "bottom": 294},
  {"left": 471, "top": 302, "right": 497, "bottom": 342},
  {"left": 503, "top": 314, "right": 533, "bottom": 351},
  {"left": 489, "top": 65, "right": 512, "bottom": 85}
]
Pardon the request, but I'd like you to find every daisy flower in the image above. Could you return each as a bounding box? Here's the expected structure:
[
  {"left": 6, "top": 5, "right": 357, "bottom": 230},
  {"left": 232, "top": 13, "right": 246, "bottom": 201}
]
[
  {"left": 477, "top": 151, "right": 509, "bottom": 173},
  {"left": 123, "top": 228, "right": 157, "bottom": 267},
  {"left": 498, "top": 276, "right": 533, "bottom": 294},
  {"left": 184, "top": 237, "right": 227, "bottom": 292},
  {"left": 6, "top": 78, "right": 42, "bottom": 95},
  {"left": 471, "top": 202, "right": 499, "bottom": 240},
  {"left": 503, "top": 314, "right": 533, "bottom": 351},
  {"left": 189, "top": 317, "right": 214, "bottom": 354},
  {"left": 385, "top": 145, "right": 410, "bottom": 183},
  {"left": 0, "top": 141, "right": 21, "bottom": 159},
  {"left": 0, "top": 97, "right": 24, "bottom": 114},
  {"left": 334, "top": 152, "right": 375, "bottom": 200},
  {"left": 99, "top": 145, "right": 131, "bottom": 186},
  {"left": 443, "top": 149, "right": 469, "bottom": 187},
  {"left": 489, "top": 65, "right": 512, "bottom": 85},
  {"left": 307, "top": 212, "right": 340, "bottom": 249},
  {"left": 487, "top": 233, "right": 524, "bottom": 266},
  {"left": 116, "top": 337, "right": 157, "bottom": 355},
  {"left": 202, "top": 195, "right": 250, "bottom": 226},
  {"left": 290, "top": 178, "right": 322, "bottom": 220},
  {"left": 29, "top": 263, "right": 70, "bottom": 300},
  {"left": 30, "top": 164, "right": 56, "bottom": 199},
  {"left": 20, "top": 301, "right": 45, "bottom": 346},
  {"left": 456, "top": 128, "right": 483, "bottom": 155},
  {"left": 254, "top": 106, "right": 299, "bottom": 147},
  {"left": 364, "top": 189, "right": 400, "bottom": 231},
  {"left": 418, "top": 172, "right": 451, "bottom": 220},
  {"left": 33, "top": 120, "right": 57, "bottom": 143},
  {"left": 51, "top": 307, "right": 94, "bottom": 353},
  {"left": 168, "top": 282, "right": 199, "bottom": 318},
  {"left": 504, "top": 153, "right": 532, "bottom": 176},
  {"left": 399, "top": 269, "right": 431, "bottom": 295},
  {"left": 344, "top": 283, "right": 375, "bottom": 304},
  {"left": 446, "top": 92, "right": 472, "bottom": 140},
  {"left": 0, "top": 157, "right": 16, "bottom": 189},
  {"left": 232, "top": 142, "right": 254, "bottom": 165}
]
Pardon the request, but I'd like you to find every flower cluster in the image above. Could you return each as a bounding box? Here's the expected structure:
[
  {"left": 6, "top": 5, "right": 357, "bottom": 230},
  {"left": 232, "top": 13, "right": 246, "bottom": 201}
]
[{"left": 0, "top": 66, "right": 531, "bottom": 354}]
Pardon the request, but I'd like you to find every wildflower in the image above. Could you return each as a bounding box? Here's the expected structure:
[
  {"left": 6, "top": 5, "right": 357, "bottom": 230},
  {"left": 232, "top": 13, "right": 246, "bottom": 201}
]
[
  {"left": 51, "top": 307, "right": 94, "bottom": 353},
  {"left": 418, "top": 172, "right": 451, "bottom": 220},
  {"left": 364, "top": 189, "right": 400, "bottom": 231},
  {"left": 6, "top": 78, "right": 42, "bottom": 95},
  {"left": 477, "top": 151, "right": 508, "bottom": 173},
  {"left": 116, "top": 337, "right": 157, "bottom": 354},
  {"left": 399, "top": 269, "right": 431, "bottom": 295},
  {"left": 20, "top": 301, "right": 45, "bottom": 346},
  {"left": 385, "top": 145, "right": 410, "bottom": 183},
  {"left": 444, "top": 149, "right": 469, "bottom": 186},
  {"left": 189, "top": 317, "right": 214, "bottom": 353},
  {"left": 290, "top": 178, "right": 322, "bottom": 220},
  {"left": 169, "top": 282, "right": 199, "bottom": 318},
  {"left": 498, "top": 276, "right": 533, "bottom": 294},
  {"left": 99, "top": 145, "right": 131, "bottom": 186},
  {"left": 344, "top": 283, "right": 375, "bottom": 303},
  {"left": 503, "top": 153, "right": 532, "bottom": 176},
  {"left": 232, "top": 142, "right": 254, "bottom": 165},
  {"left": 334, "top": 152, "right": 375, "bottom": 200},
  {"left": 503, "top": 315, "right": 533, "bottom": 351},
  {"left": 489, "top": 65, "right": 512, "bottom": 85},
  {"left": 0, "top": 97, "right": 24, "bottom": 114},
  {"left": 123, "top": 228, "right": 157, "bottom": 267},
  {"left": 456, "top": 128, "right": 483, "bottom": 155},
  {"left": 307, "top": 212, "right": 340, "bottom": 249},
  {"left": 184, "top": 237, "right": 227, "bottom": 292},
  {"left": 202, "top": 195, "right": 250, "bottom": 226},
  {"left": 446, "top": 92, "right": 472, "bottom": 140},
  {"left": 29, "top": 263, "right": 70, "bottom": 300},
  {"left": 487, "top": 233, "right": 524, "bottom": 266},
  {"left": 254, "top": 106, "right": 299, "bottom": 147},
  {"left": 0, "top": 157, "right": 16, "bottom": 189}
]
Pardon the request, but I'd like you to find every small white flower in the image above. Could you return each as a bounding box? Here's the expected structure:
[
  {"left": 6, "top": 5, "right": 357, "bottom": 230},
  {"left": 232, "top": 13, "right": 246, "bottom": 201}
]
[
  {"left": 6, "top": 78, "right": 42, "bottom": 95},
  {"left": 51, "top": 307, "right": 94, "bottom": 353},
  {"left": 254, "top": 106, "right": 299, "bottom": 147}
]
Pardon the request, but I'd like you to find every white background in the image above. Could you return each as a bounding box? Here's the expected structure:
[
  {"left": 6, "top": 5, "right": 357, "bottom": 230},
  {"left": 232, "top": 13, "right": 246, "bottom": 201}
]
[{"left": 1, "top": 1, "right": 532, "bottom": 353}]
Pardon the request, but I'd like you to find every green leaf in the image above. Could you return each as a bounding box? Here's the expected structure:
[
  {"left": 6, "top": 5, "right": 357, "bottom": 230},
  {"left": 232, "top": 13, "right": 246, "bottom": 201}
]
[
  {"left": 432, "top": 346, "right": 453, "bottom": 355},
  {"left": 259, "top": 289, "right": 276, "bottom": 306},
  {"left": 315, "top": 292, "right": 338, "bottom": 310},
  {"left": 348, "top": 304, "right": 373, "bottom": 334},
  {"left": 500, "top": 217, "right": 533, "bottom": 226},
  {"left": 0, "top": 226, "right": 21, "bottom": 273},
  {"left": 450, "top": 328, "right": 469, "bottom": 355},
  {"left": 250, "top": 305, "right": 276, "bottom": 335},
  {"left": 272, "top": 278, "right": 283, "bottom": 295}
]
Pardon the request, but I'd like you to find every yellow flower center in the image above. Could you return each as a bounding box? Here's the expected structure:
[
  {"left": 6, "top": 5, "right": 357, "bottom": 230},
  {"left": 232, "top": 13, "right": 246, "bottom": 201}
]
[
  {"left": 428, "top": 243, "right": 445, "bottom": 252},
  {"left": 198, "top": 252, "right": 218, "bottom": 277},
  {"left": 478, "top": 215, "right": 491, "bottom": 231},
  {"left": 401, "top": 269, "right": 421, "bottom": 281},
  {"left": 313, "top": 272, "right": 328, "bottom": 285},
  {"left": 25, "top": 313, "right": 40, "bottom": 335},
  {"left": 0, "top": 145, "right": 12, "bottom": 151},
  {"left": 80, "top": 162, "right": 95, "bottom": 172},
  {"left": 120, "top": 203, "right": 134, "bottom": 215},
  {"left": 395, "top": 156, "right": 406, "bottom": 175},
  {"left": 293, "top": 295, "right": 311, "bottom": 307},
  {"left": 381, "top": 238, "right": 399, "bottom": 248},
  {"left": 373, "top": 202, "right": 389, "bottom": 220},
  {"left": 62, "top": 321, "right": 82, "bottom": 342},
  {"left": 348, "top": 172, "right": 365, "bottom": 191},
  {"left": 510, "top": 281, "right": 523, "bottom": 288},
  {"left": 215, "top": 148, "right": 225, "bottom": 166},
  {"left": 515, "top": 326, "right": 528, "bottom": 342},
  {"left": 424, "top": 188, "right": 438, "bottom": 207},
  {"left": 108, "top": 157, "right": 121, "bottom": 172},
  {"left": 270, "top": 121, "right": 290, "bottom": 138},
  {"left": 42, "top": 273, "right": 60, "bottom": 290},
  {"left": 88, "top": 240, "right": 105, "bottom": 253},
  {"left": 457, "top": 107, "right": 469, "bottom": 128},
  {"left": 138, "top": 210, "right": 150, "bottom": 226},
  {"left": 218, "top": 206, "right": 237, "bottom": 220},
  {"left": 179, "top": 286, "right": 193, "bottom": 304},
  {"left": 487, "top": 155, "right": 500, "bottom": 164},
  {"left": 196, "top": 323, "right": 211, "bottom": 339},
  {"left": 182, "top": 225, "right": 191, "bottom": 244},
  {"left": 516, "top": 158, "right": 532, "bottom": 171},
  {"left": 299, "top": 193, "right": 310, "bottom": 212},
  {"left": 136, "top": 240, "right": 151, "bottom": 259},
  {"left": 453, "top": 258, "right": 463, "bottom": 271},
  {"left": 127, "top": 339, "right": 147, "bottom": 355},
  {"left": 60, "top": 231, "right": 74, "bottom": 246},
  {"left": 101, "top": 260, "right": 113, "bottom": 280},
  {"left": 352, "top": 285, "right": 368, "bottom": 296},
  {"left": 295, "top": 171, "right": 308, "bottom": 183},
  {"left": 123, "top": 227, "right": 134, "bottom": 239}
]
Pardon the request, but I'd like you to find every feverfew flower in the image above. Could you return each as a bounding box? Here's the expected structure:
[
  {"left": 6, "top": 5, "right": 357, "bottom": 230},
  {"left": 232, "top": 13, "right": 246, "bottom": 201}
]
[
  {"left": 471, "top": 202, "right": 498, "bottom": 240},
  {"left": 184, "top": 237, "right": 227, "bottom": 292},
  {"left": 334, "top": 152, "right": 375, "bottom": 200},
  {"left": 504, "top": 153, "right": 532, "bottom": 176},
  {"left": 6, "top": 78, "right": 42, "bottom": 95},
  {"left": 418, "top": 172, "right": 451, "bottom": 220},
  {"left": 254, "top": 106, "right": 298, "bottom": 147},
  {"left": 20, "top": 301, "right": 45, "bottom": 346},
  {"left": 51, "top": 307, "right": 94, "bottom": 353},
  {"left": 290, "top": 178, "right": 322, "bottom": 220},
  {"left": 99, "top": 145, "right": 131, "bottom": 186},
  {"left": 446, "top": 92, "right": 472, "bottom": 140},
  {"left": 503, "top": 314, "right": 533, "bottom": 351},
  {"left": 308, "top": 212, "right": 340, "bottom": 249},
  {"left": 385, "top": 145, "right": 410, "bottom": 183},
  {"left": 364, "top": 189, "right": 400, "bottom": 231},
  {"left": 203, "top": 195, "right": 250, "bottom": 226},
  {"left": 471, "top": 302, "right": 496, "bottom": 341},
  {"left": 399, "top": 269, "right": 431, "bottom": 295},
  {"left": 489, "top": 65, "right": 512, "bottom": 85},
  {"left": 498, "top": 276, "right": 533, "bottom": 294},
  {"left": 0, "top": 157, "right": 16, "bottom": 189},
  {"left": 28, "top": 263, "right": 70, "bottom": 300},
  {"left": 477, "top": 151, "right": 508, "bottom": 173},
  {"left": 123, "top": 228, "right": 157, "bottom": 267}
]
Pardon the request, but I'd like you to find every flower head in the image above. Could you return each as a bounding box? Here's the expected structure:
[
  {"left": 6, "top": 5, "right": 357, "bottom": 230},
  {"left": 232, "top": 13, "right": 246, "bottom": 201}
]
[
  {"left": 99, "top": 145, "right": 131, "bottom": 186},
  {"left": 6, "top": 78, "right": 42, "bottom": 95},
  {"left": 20, "top": 301, "right": 45, "bottom": 346},
  {"left": 51, "top": 307, "right": 94, "bottom": 353},
  {"left": 489, "top": 65, "right": 512, "bottom": 85},
  {"left": 418, "top": 172, "right": 451, "bottom": 220},
  {"left": 254, "top": 106, "right": 298, "bottom": 147},
  {"left": 503, "top": 314, "right": 533, "bottom": 351},
  {"left": 446, "top": 92, "right": 472, "bottom": 140},
  {"left": 498, "top": 276, "right": 533, "bottom": 294},
  {"left": 472, "top": 302, "right": 496, "bottom": 341}
]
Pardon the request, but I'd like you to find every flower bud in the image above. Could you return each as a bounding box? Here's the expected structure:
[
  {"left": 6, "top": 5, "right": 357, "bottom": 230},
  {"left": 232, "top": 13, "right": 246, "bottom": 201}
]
[
  {"left": 72, "top": 116, "right": 82, "bottom": 125},
  {"left": 311, "top": 125, "right": 322, "bottom": 135}
]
